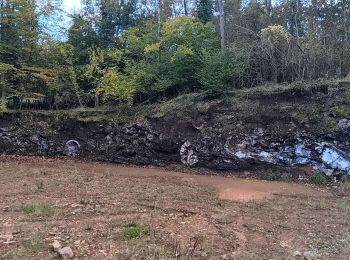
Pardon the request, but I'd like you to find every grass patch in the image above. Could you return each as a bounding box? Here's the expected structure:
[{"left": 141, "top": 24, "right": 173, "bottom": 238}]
[
  {"left": 309, "top": 171, "right": 328, "bottom": 185},
  {"left": 23, "top": 204, "right": 49, "bottom": 213},
  {"left": 122, "top": 224, "right": 148, "bottom": 239}
]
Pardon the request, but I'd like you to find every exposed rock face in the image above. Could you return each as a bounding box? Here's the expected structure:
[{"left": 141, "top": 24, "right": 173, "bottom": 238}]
[{"left": 1, "top": 91, "right": 350, "bottom": 179}]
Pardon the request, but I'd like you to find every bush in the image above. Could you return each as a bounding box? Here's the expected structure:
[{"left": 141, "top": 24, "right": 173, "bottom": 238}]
[{"left": 309, "top": 171, "right": 327, "bottom": 185}]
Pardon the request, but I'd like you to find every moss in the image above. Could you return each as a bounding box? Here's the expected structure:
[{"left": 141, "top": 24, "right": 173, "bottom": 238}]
[
  {"left": 334, "top": 105, "right": 350, "bottom": 118},
  {"left": 315, "top": 117, "right": 340, "bottom": 133}
]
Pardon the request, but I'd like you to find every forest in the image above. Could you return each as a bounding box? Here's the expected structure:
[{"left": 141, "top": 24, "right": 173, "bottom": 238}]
[{"left": 0, "top": 0, "right": 349, "bottom": 110}]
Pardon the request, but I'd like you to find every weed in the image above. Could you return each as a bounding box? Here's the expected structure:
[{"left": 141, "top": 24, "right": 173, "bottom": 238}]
[
  {"left": 309, "top": 171, "right": 327, "bottom": 185},
  {"left": 21, "top": 237, "right": 45, "bottom": 253},
  {"left": 122, "top": 224, "right": 148, "bottom": 239},
  {"left": 23, "top": 204, "right": 49, "bottom": 213}
]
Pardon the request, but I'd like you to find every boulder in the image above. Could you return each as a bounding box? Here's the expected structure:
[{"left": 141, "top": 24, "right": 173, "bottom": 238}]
[
  {"left": 180, "top": 141, "right": 199, "bottom": 166},
  {"left": 64, "top": 140, "right": 80, "bottom": 157}
]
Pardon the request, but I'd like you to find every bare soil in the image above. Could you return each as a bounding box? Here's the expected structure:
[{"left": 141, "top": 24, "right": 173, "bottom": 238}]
[{"left": 0, "top": 156, "right": 349, "bottom": 259}]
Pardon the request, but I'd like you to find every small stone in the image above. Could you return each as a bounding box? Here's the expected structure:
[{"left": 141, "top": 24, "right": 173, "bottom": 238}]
[
  {"left": 71, "top": 203, "right": 82, "bottom": 208},
  {"left": 52, "top": 240, "right": 61, "bottom": 252},
  {"left": 303, "top": 251, "right": 312, "bottom": 259},
  {"left": 293, "top": 250, "right": 302, "bottom": 257},
  {"left": 58, "top": 246, "right": 74, "bottom": 259}
]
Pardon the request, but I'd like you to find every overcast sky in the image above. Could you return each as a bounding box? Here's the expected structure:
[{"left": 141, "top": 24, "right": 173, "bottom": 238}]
[{"left": 62, "top": 0, "right": 81, "bottom": 14}]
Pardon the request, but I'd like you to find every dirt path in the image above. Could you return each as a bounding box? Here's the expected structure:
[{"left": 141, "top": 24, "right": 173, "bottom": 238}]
[
  {"left": 94, "top": 165, "right": 320, "bottom": 202},
  {"left": 0, "top": 156, "right": 349, "bottom": 260},
  {"left": 25, "top": 157, "right": 321, "bottom": 202}
]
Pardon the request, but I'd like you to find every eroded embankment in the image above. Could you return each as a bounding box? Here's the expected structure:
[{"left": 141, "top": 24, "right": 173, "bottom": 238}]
[{"left": 1, "top": 81, "right": 350, "bottom": 180}]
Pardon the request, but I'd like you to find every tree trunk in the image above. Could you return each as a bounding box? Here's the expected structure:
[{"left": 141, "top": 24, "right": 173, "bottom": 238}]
[
  {"left": 95, "top": 93, "right": 99, "bottom": 108},
  {"left": 218, "top": 0, "right": 225, "bottom": 49}
]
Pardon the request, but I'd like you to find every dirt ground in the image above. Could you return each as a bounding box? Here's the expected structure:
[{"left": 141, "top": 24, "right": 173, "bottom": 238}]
[{"left": 0, "top": 156, "right": 349, "bottom": 260}]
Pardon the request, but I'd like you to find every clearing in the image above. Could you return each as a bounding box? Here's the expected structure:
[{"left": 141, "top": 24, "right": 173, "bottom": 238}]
[{"left": 0, "top": 156, "right": 349, "bottom": 259}]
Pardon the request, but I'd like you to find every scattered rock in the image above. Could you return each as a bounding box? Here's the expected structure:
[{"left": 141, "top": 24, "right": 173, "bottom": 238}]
[
  {"left": 293, "top": 250, "right": 302, "bottom": 257},
  {"left": 303, "top": 251, "right": 312, "bottom": 259},
  {"left": 338, "top": 119, "right": 350, "bottom": 133},
  {"left": 58, "top": 246, "right": 74, "bottom": 259},
  {"left": 71, "top": 203, "right": 83, "bottom": 208},
  {"left": 52, "top": 240, "right": 61, "bottom": 252},
  {"left": 1, "top": 223, "right": 15, "bottom": 244}
]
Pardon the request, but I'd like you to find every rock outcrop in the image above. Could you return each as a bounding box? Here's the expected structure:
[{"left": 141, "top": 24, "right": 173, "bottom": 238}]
[{"left": 1, "top": 82, "right": 350, "bottom": 179}]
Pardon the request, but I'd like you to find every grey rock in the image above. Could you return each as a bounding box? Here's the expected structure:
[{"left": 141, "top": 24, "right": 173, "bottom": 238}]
[
  {"left": 58, "top": 246, "right": 74, "bottom": 259},
  {"left": 293, "top": 250, "right": 302, "bottom": 257},
  {"left": 338, "top": 119, "right": 350, "bottom": 133},
  {"left": 52, "top": 240, "right": 61, "bottom": 252},
  {"left": 321, "top": 146, "right": 350, "bottom": 174},
  {"left": 64, "top": 140, "right": 80, "bottom": 157},
  {"left": 303, "top": 251, "right": 312, "bottom": 260},
  {"left": 180, "top": 141, "right": 199, "bottom": 166}
]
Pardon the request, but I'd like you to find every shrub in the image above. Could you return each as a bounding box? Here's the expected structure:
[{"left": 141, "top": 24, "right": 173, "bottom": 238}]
[{"left": 309, "top": 171, "right": 327, "bottom": 185}]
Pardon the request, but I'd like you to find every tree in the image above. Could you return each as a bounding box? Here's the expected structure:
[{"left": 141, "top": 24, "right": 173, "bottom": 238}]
[
  {"left": 96, "top": 67, "right": 136, "bottom": 105},
  {"left": 196, "top": 0, "right": 213, "bottom": 23},
  {"left": 197, "top": 48, "right": 244, "bottom": 93}
]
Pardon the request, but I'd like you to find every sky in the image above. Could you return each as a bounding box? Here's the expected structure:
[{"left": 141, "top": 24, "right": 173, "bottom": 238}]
[{"left": 62, "top": 0, "right": 82, "bottom": 14}]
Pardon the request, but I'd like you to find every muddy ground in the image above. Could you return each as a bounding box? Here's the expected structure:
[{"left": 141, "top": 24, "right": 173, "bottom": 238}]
[{"left": 0, "top": 156, "right": 350, "bottom": 259}]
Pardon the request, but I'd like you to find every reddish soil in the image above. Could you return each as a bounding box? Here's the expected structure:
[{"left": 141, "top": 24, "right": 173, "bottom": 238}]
[{"left": 0, "top": 156, "right": 349, "bottom": 259}]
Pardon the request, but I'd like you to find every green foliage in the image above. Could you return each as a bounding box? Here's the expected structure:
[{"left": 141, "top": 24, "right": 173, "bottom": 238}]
[
  {"left": 309, "top": 171, "right": 327, "bottom": 185},
  {"left": 0, "top": 100, "right": 6, "bottom": 113},
  {"left": 23, "top": 204, "right": 49, "bottom": 213},
  {"left": 120, "top": 17, "right": 218, "bottom": 97},
  {"left": 322, "top": 117, "right": 340, "bottom": 132},
  {"left": 335, "top": 106, "right": 350, "bottom": 118},
  {"left": 1, "top": 0, "right": 349, "bottom": 109},
  {"left": 196, "top": 0, "right": 213, "bottom": 24},
  {"left": 197, "top": 48, "right": 244, "bottom": 94},
  {"left": 96, "top": 68, "right": 136, "bottom": 105},
  {"left": 261, "top": 25, "right": 291, "bottom": 44},
  {"left": 122, "top": 225, "right": 148, "bottom": 239}
]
